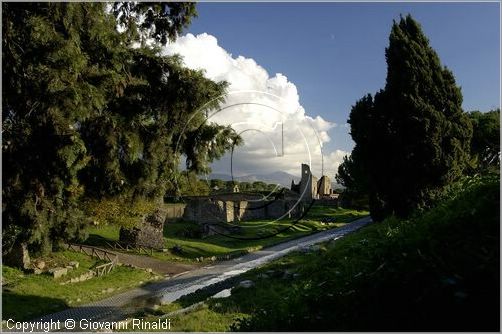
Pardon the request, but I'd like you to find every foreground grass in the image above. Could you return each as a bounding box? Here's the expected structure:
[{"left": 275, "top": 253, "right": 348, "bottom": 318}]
[
  {"left": 2, "top": 251, "right": 159, "bottom": 322},
  {"left": 134, "top": 174, "right": 499, "bottom": 331},
  {"left": 86, "top": 207, "right": 368, "bottom": 263},
  {"left": 135, "top": 304, "right": 249, "bottom": 332}
]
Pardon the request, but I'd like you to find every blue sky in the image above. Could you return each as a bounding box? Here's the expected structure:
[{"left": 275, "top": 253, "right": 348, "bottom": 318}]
[{"left": 186, "top": 2, "right": 500, "bottom": 156}]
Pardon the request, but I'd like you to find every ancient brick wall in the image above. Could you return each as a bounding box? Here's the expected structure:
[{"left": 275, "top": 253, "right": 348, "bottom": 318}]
[
  {"left": 183, "top": 198, "right": 229, "bottom": 224},
  {"left": 164, "top": 203, "right": 186, "bottom": 220},
  {"left": 183, "top": 198, "right": 303, "bottom": 224}
]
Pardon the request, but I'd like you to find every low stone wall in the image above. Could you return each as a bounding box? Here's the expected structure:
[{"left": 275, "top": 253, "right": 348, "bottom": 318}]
[
  {"left": 183, "top": 198, "right": 304, "bottom": 224},
  {"left": 238, "top": 201, "right": 266, "bottom": 221},
  {"left": 182, "top": 198, "right": 232, "bottom": 224},
  {"left": 315, "top": 198, "right": 339, "bottom": 207},
  {"left": 164, "top": 203, "right": 186, "bottom": 220}
]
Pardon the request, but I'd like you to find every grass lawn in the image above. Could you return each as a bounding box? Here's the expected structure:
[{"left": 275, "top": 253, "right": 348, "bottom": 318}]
[
  {"left": 130, "top": 175, "right": 499, "bottom": 331},
  {"left": 2, "top": 250, "right": 160, "bottom": 322},
  {"left": 86, "top": 206, "right": 368, "bottom": 263},
  {"left": 2, "top": 205, "right": 366, "bottom": 324}
]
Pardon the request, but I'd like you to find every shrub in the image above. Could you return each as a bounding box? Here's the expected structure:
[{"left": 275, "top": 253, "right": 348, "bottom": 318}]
[{"left": 81, "top": 197, "right": 158, "bottom": 229}]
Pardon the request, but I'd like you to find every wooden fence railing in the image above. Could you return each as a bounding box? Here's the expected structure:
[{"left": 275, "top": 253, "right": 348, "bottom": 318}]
[
  {"left": 95, "top": 261, "right": 115, "bottom": 277},
  {"left": 104, "top": 241, "right": 154, "bottom": 256},
  {"left": 66, "top": 243, "right": 118, "bottom": 277}
]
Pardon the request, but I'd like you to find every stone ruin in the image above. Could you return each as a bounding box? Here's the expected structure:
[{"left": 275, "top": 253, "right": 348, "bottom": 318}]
[
  {"left": 178, "top": 164, "right": 339, "bottom": 232},
  {"left": 119, "top": 209, "right": 166, "bottom": 249},
  {"left": 182, "top": 193, "right": 304, "bottom": 225},
  {"left": 3, "top": 243, "right": 31, "bottom": 270},
  {"left": 291, "top": 164, "right": 339, "bottom": 204}
]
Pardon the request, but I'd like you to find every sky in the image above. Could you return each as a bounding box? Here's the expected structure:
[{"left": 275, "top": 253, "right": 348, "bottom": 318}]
[{"left": 163, "top": 2, "right": 500, "bottom": 179}]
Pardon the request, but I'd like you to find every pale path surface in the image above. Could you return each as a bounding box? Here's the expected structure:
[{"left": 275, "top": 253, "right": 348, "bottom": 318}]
[
  {"left": 115, "top": 252, "right": 198, "bottom": 275},
  {"left": 28, "top": 216, "right": 372, "bottom": 331},
  {"left": 66, "top": 243, "right": 199, "bottom": 275}
]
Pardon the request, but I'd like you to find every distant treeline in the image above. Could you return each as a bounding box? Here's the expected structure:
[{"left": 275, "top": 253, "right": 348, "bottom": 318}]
[{"left": 165, "top": 173, "right": 282, "bottom": 200}]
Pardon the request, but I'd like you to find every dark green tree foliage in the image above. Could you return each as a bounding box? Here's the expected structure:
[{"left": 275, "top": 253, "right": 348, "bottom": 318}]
[
  {"left": 336, "top": 155, "right": 369, "bottom": 210},
  {"left": 210, "top": 179, "right": 226, "bottom": 191},
  {"left": 337, "top": 95, "right": 372, "bottom": 208},
  {"left": 79, "top": 48, "right": 237, "bottom": 199},
  {"left": 468, "top": 109, "right": 500, "bottom": 171},
  {"left": 3, "top": 3, "right": 126, "bottom": 253},
  {"left": 348, "top": 15, "right": 472, "bottom": 220},
  {"left": 172, "top": 171, "right": 211, "bottom": 197},
  {"left": 112, "top": 2, "right": 197, "bottom": 45},
  {"left": 2, "top": 3, "right": 238, "bottom": 254}
]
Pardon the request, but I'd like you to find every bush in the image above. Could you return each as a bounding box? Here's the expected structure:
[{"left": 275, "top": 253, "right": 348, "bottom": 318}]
[{"left": 81, "top": 197, "right": 158, "bottom": 229}]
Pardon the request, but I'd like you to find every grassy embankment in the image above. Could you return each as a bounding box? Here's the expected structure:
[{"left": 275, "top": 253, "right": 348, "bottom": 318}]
[
  {"left": 132, "top": 174, "right": 499, "bottom": 331},
  {"left": 2, "top": 251, "right": 159, "bottom": 322},
  {"left": 85, "top": 206, "right": 368, "bottom": 263}
]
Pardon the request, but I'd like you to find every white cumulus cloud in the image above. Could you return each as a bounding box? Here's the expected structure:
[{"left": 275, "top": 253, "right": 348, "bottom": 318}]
[{"left": 162, "top": 33, "right": 348, "bottom": 180}]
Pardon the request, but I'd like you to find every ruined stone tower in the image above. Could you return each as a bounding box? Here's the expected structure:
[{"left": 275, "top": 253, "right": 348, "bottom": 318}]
[{"left": 290, "top": 164, "right": 318, "bottom": 202}]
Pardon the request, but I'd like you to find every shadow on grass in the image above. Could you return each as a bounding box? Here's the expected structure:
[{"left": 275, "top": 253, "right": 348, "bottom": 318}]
[
  {"left": 2, "top": 292, "right": 69, "bottom": 322},
  {"left": 84, "top": 233, "right": 117, "bottom": 248}
]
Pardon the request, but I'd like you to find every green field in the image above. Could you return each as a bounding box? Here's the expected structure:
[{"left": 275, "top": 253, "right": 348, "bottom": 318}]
[
  {"left": 86, "top": 206, "right": 368, "bottom": 263},
  {"left": 2, "top": 206, "right": 367, "bottom": 323}
]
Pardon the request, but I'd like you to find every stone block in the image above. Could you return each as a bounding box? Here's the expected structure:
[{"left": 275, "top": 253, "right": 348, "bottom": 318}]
[
  {"left": 79, "top": 271, "right": 95, "bottom": 281},
  {"left": 49, "top": 267, "right": 68, "bottom": 279},
  {"left": 35, "top": 260, "right": 46, "bottom": 270},
  {"left": 3, "top": 243, "right": 31, "bottom": 270},
  {"left": 69, "top": 261, "right": 79, "bottom": 269}
]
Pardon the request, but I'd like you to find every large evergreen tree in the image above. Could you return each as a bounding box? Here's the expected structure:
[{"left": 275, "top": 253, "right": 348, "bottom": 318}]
[
  {"left": 346, "top": 15, "right": 472, "bottom": 220},
  {"left": 112, "top": 2, "right": 197, "bottom": 45},
  {"left": 2, "top": 2, "right": 238, "bottom": 254},
  {"left": 3, "top": 3, "right": 128, "bottom": 254}
]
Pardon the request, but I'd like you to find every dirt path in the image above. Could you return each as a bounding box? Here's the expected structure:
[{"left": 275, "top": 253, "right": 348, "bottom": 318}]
[
  {"left": 115, "top": 252, "right": 197, "bottom": 276},
  {"left": 67, "top": 244, "right": 198, "bottom": 276}
]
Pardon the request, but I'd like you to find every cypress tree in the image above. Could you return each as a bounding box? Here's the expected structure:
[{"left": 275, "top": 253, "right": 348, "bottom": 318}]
[{"left": 347, "top": 15, "right": 472, "bottom": 220}]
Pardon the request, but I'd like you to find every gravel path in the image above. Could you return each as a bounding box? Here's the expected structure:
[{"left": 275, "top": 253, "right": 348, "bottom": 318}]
[{"left": 26, "top": 216, "right": 371, "bottom": 331}]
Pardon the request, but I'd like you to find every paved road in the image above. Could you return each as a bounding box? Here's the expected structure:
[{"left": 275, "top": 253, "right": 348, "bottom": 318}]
[{"left": 28, "top": 216, "right": 372, "bottom": 331}]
